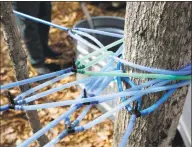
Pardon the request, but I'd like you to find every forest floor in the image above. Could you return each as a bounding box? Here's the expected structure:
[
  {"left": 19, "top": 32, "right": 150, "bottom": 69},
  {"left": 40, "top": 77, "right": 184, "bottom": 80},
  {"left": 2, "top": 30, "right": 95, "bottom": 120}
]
[{"left": 0, "top": 2, "right": 125, "bottom": 147}]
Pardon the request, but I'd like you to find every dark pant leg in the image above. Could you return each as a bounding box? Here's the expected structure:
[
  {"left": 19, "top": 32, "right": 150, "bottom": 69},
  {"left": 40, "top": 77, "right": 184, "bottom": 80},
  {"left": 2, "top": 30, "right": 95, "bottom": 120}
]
[
  {"left": 12, "top": 2, "right": 45, "bottom": 67},
  {"left": 38, "top": 2, "right": 51, "bottom": 48},
  {"left": 38, "top": 2, "right": 54, "bottom": 57}
]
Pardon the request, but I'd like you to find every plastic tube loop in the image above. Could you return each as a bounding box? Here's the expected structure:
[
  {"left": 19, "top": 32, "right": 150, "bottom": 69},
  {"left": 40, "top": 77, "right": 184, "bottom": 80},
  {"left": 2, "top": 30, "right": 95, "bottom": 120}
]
[{"left": 116, "top": 62, "right": 132, "bottom": 111}]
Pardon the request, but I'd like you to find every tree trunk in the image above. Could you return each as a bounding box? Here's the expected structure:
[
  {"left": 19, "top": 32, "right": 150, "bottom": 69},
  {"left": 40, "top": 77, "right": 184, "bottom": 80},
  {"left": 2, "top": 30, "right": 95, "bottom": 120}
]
[
  {"left": 0, "top": 2, "right": 49, "bottom": 146},
  {"left": 113, "top": 2, "right": 191, "bottom": 147}
]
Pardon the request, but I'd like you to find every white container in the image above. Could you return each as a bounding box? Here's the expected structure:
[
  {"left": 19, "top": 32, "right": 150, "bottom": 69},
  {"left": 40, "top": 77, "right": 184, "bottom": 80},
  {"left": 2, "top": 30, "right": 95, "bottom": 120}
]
[
  {"left": 178, "top": 85, "right": 192, "bottom": 147},
  {"left": 74, "top": 16, "right": 124, "bottom": 120}
]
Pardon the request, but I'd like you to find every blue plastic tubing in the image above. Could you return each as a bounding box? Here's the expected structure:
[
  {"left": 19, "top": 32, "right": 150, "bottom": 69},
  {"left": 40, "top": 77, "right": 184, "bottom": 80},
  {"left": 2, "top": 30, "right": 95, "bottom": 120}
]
[
  {"left": 17, "top": 105, "right": 84, "bottom": 147},
  {"left": 121, "top": 77, "right": 142, "bottom": 109},
  {"left": 14, "top": 78, "right": 179, "bottom": 109},
  {"left": 15, "top": 81, "right": 189, "bottom": 110},
  {"left": 92, "top": 76, "right": 114, "bottom": 95},
  {"left": 49, "top": 84, "right": 173, "bottom": 147},
  {"left": 1, "top": 16, "right": 112, "bottom": 91},
  {"left": 119, "top": 115, "right": 136, "bottom": 147},
  {"left": 31, "top": 78, "right": 114, "bottom": 146},
  {"left": 0, "top": 64, "right": 185, "bottom": 111},
  {"left": 72, "top": 81, "right": 189, "bottom": 131},
  {"left": 20, "top": 65, "right": 113, "bottom": 147},
  {"left": 1, "top": 44, "right": 122, "bottom": 110},
  {"left": 19, "top": 56, "right": 116, "bottom": 146},
  {"left": 12, "top": 11, "right": 191, "bottom": 76},
  {"left": 44, "top": 130, "right": 68, "bottom": 147},
  {"left": 16, "top": 72, "right": 73, "bottom": 100},
  {"left": 111, "top": 56, "right": 191, "bottom": 75},
  {"left": 22, "top": 72, "right": 118, "bottom": 105},
  {"left": 0, "top": 67, "right": 72, "bottom": 90},
  {"left": 0, "top": 105, "right": 9, "bottom": 111},
  {"left": 83, "top": 44, "right": 123, "bottom": 93},
  {"left": 45, "top": 105, "right": 92, "bottom": 147},
  {"left": 86, "top": 65, "right": 116, "bottom": 92},
  {"left": 73, "top": 105, "right": 92, "bottom": 126},
  {"left": 46, "top": 68, "right": 118, "bottom": 146},
  {"left": 13, "top": 10, "right": 69, "bottom": 31},
  {"left": 87, "top": 69, "right": 113, "bottom": 93},
  {"left": 45, "top": 87, "right": 95, "bottom": 146},
  {"left": 117, "top": 76, "right": 132, "bottom": 112},
  {"left": 16, "top": 76, "right": 95, "bottom": 105},
  {"left": 85, "top": 50, "right": 122, "bottom": 92},
  {"left": 45, "top": 82, "right": 183, "bottom": 147},
  {"left": 0, "top": 72, "right": 73, "bottom": 111},
  {"left": 18, "top": 72, "right": 116, "bottom": 146},
  {"left": 122, "top": 79, "right": 171, "bottom": 110},
  {"left": 117, "top": 62, "right": 132, "bottom": 111},
  {"left": 71, "top": 30, "right": 104, "bottom": 48},
  {"left": 74, "top": 28, "right": 124, "bottom": 38},
  {"left": 46, "top": 77, "right": 114, "bottom": 146},
  {"left": 117, "top": 61, "right": 142, "bottom": 108},
  {"left": 86, "top": 44, "right": 123, "bottom": 91},
  {"left": 87, "top": 77, "right": 106, "bottom": 93},
  {"left": 13, "top": 10, "right": 123, "bottom": 39},
  {"left": 140, "top": 88, "right": 176, "bottom": 116},
  {"left": 0, "top": 72, "right": 184, "bottom": 111},
  {"left": 122, "top": 63, "right": 190, "bottom": 92},
  {"left": 17, "top": 60, "right": 189, "bottom": 145},
  {"left": 119, "top": 88, "right": 176, "bottom": 147},
  {"left": 63, "top": 90, "right": 84, "bottom": 124},
  {"left": 89, "top": 69, "right": 120, "bottom": 94},
  {"left": 18, "top": 91, "right": 84, "bottom": 147},
  {"left": 68, "top": 30, "right": 100, "bottom": 51}
]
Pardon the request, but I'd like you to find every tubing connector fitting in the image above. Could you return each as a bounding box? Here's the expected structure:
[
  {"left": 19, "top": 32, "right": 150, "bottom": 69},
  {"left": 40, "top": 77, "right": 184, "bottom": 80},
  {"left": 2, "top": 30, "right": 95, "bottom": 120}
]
[
  {"left": 16, "top": 99, "right": 26, "bottom": 105},
  {"left": 77, "top": 69, "right": 85, "bottom": 74},
  {"left": 83, "top": 101, "right": 98, "bottom": 105},
  {"left": 7, "top": 91, "right": 16, "bottom": 110},
  {"left": 77, "top": 64, "right": 85, "bottom": 69},
  {"left": 71, "top": 58, "right": 77, "bottom": 73},
  {"left": 8, "top": 104, "right": 15, "bottom": 110},
  {"left": 66, "top": 127, "right": 76, "bottom": 134}
]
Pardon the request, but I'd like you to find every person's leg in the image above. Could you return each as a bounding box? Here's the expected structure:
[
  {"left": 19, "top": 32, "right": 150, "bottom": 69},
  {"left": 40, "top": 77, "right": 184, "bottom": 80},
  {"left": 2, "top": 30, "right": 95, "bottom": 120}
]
[
  {"left": 38, "top": 2, "right": 61, "bottom": 58},
  {"left": 12, "top": 2, "right": 46, "bottom": 67}
]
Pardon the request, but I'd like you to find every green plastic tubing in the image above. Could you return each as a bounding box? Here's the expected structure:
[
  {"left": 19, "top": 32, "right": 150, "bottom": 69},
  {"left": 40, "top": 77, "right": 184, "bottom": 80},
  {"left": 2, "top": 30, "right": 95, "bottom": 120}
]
[{"left": 80, "top": 71, "right": 191, "bottom": 80}]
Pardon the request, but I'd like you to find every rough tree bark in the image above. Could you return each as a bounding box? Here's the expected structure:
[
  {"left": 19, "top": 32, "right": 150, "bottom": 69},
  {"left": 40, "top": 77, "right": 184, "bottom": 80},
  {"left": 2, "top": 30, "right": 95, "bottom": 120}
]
[
  {"left": 0, "top": 2, "right": 49, "bottom": 146},
  {"left": 113, "top": 2, "right": 191, "bottom": 147}
]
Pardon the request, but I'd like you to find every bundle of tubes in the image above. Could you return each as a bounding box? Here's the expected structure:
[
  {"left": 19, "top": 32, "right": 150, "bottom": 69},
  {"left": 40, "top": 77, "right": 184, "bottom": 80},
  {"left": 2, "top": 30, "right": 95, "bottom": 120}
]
[{"left": 0, "top": 11, "right": 191, "bottom": 147}]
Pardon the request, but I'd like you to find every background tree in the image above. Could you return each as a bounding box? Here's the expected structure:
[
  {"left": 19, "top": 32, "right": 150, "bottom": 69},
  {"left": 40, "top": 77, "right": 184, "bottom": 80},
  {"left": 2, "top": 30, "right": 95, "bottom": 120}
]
[
  {"left": 113, "top": 2, "right": 191, "bottom": 147},
  {"left": 0, "top": 2, "right": 49, "bottom": 146}
]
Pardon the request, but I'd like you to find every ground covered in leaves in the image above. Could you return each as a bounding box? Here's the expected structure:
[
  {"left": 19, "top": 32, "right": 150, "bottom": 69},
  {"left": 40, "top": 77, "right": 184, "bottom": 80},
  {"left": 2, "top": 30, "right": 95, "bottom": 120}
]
[{"left": 0, "top": 2, "right": 125, "bottom": 147}]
